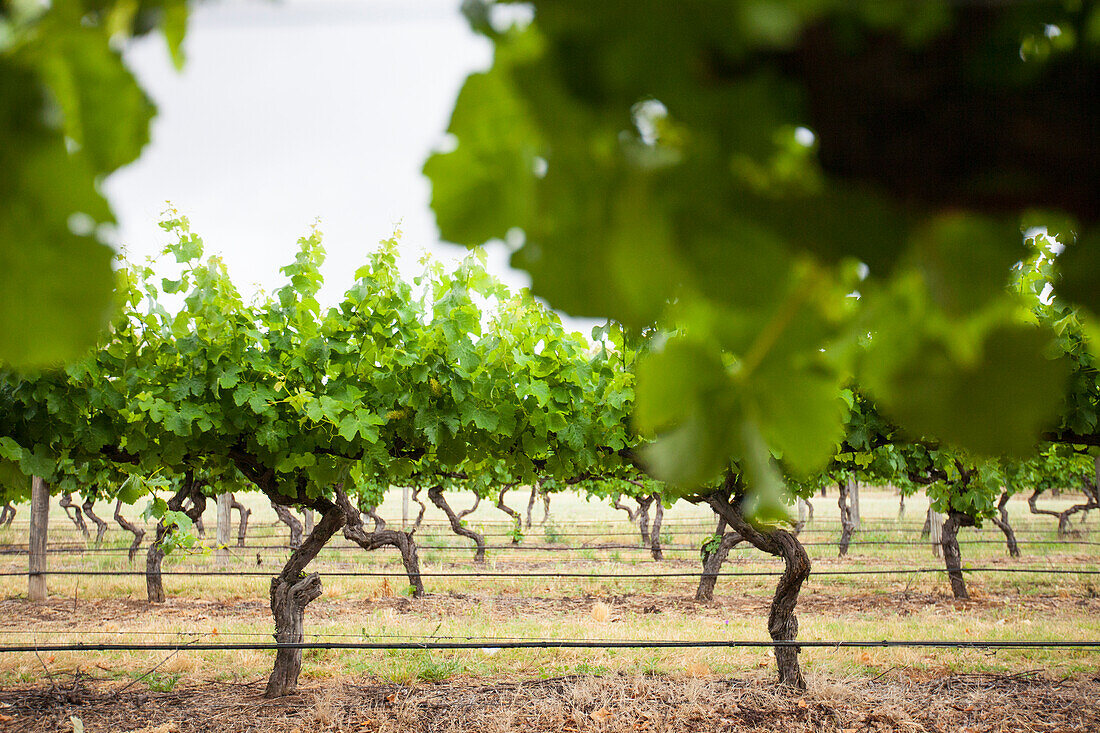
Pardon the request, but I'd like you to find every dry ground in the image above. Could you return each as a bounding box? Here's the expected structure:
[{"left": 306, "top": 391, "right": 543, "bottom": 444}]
[{"left": 3, "top": 670, "right": 1099, "bottom": 733}]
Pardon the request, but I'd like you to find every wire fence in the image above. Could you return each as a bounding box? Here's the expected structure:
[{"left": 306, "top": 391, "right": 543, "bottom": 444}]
[
  {"left": 7, "top": 566, "right": 1100, "bottom": 579},
  {"left": 17, "top": 524, "right": 1097, "bottom": 539},
  {"left": 2, "top": 639, "right": 1098, "bottom": 653},
  {"left": 3, "top": 536, "right": 1100, "bottom": 555}
]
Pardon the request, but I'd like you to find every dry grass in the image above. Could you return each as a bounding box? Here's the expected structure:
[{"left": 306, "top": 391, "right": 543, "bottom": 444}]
[
  {"left": 0, "top": 573, "right": 1096, "bottom": 687},
  {"left": 3, "top": 670, "right": 1099, "bottom": 732}
]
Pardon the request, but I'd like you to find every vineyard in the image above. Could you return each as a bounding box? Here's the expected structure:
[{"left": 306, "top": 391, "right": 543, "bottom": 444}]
[
  {"left": 1, "top": 215, "right": 1099, "bottom": 731},
  {"left": 5, "top": 1, "right": 1100, "bottom": 731}
]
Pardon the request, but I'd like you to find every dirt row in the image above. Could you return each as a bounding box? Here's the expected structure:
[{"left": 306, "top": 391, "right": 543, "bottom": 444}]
[{"left": 4, "top": 670, "right": 1099, "bottom": 732}]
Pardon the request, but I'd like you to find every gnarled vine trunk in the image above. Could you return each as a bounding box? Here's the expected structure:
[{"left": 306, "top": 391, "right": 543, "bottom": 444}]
[
  {"left": 265, "top": 499, "right": 345, "bottom": 698},
  {"left": 410, "top": 488, "right": 427, "bottom": 531},
  {"left": 114, "top": 499, "right": 145, "bottom": 562},
  {"left": 525, "top": 483, "right": 538, "bottom": 529},
  {"left": 428, "top": 486, "right": 486, "bottom": 563},
  {"left": 611, "top": 493, "right": 640, "bottom": 523},
  {"left": 229, "top": 493, "right": 250, "bottom": 547},
  {"left": 495, "top": 485, "right": 522, "bottom": 543},
  {"left": 941, "top": 510, "right": 975, "bottom": 600},
  {"left": 336, "top": 489, "right": 424, "bottom": 597},
  {"left": 146, "top": 474, "right": 207, "bottom": 604},
  {"left": 0, "top": 502, "right": 15, "bottom": 528},
  {"left": 649, "top": 493, "right": 664, "bottom": 560},
  {"left": 146, "top": 542, "right": 166, "bottom": 603},
  {"left": 1028, "top": 487, "right": 1099, "bottom": 537},
  {"left": 273, "top": 502, "right": 304, "bottom": 549},
  {"left": 540, "top": 490, "right": 551, "bottom": 525},
  {"left": 1082, "top": 478, "right": 1100, "bottom": 525},
  {"left": 59, "top": 493, "right": 90, "bottom": 541},
  {"left": 635, "top": 495, "right": 654, "bottom": 546},
  {"left": 81, "top": 499, "right": 108, "bottom": 546},
  {"left": 989, "top": 492, "right": 1020, "bottom": 558},
  {"left": 837, "top": 480, "right": 854, "bottom": 556},
  {"left": 696, "top": 514, "right": 744, "bottom": 601},
  {"left": 708, "top": 490, "right": 810, "bottom": 689},
  {"left": 360, "top": 502, "right": 386, "bottom": 530}
]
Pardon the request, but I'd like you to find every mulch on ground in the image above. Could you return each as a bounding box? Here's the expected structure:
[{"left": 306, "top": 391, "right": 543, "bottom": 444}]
[{"left": 3, "top": 671, "right": 1099, "bottom": 732}]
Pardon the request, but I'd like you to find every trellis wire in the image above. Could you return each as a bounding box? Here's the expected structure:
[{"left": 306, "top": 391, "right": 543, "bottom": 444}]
[
  {"left": 7, "top": 566, "right": 1100, "bottom": 579},
  {"left": 2, "top": 639, "right": 1098, "bottom": 653}
]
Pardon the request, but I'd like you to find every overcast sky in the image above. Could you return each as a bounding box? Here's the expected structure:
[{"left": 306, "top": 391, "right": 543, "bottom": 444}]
[{"left": 105, "top": 0, "right": 536, "bottom": 308}]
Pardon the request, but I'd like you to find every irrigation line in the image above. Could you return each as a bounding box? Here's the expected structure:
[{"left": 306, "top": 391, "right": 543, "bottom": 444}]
[
  {"left": 2, "top": 534, "right": 1100, "bottom": 550},
  {"left": 2, "top": 639, "right": 1099, "bottom": 653},
  {"left": 25, "top": 524, "right": 1098, "bottom": 538},
  {"left": 0, "top": 630, "right": 609, "bottom": 641},
  {"left": 10, "top": 567, "right": 1100, "bottom": 579}
]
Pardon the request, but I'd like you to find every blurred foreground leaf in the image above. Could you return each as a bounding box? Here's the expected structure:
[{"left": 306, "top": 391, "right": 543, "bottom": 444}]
[
  {"left": 430, "top": 1, "right": 1093, "bottom": 473},
  {"left": 865, "top": 326, "right": 1070, "bottom": 456},
  {"left": 0, "top": 0, "right": 190, "bottom": 368},
  {"left": 0, "top": 61, "right": 116, "bottom": 366}
]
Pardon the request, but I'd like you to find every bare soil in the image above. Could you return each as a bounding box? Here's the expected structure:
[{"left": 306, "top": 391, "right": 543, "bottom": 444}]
[{"left": 3, "top": 670, "right": 1099, "bottom": 732}]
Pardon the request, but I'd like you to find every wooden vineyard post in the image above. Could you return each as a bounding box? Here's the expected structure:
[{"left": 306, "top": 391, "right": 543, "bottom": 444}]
[
  {"left": 303, "top": 509, "right": 314, "bottom": 536},
  {"left": 929, "top": 510, "right": 944, "bottom": 558},
  {"left": 849, "top": 478, "right": 861, "bottom": 531},
  {"left": 216, "top": 493, "right": 232, "bottom": 566},
  {"left": 29, "top": 476, "right": 49, "bottom": 601}
]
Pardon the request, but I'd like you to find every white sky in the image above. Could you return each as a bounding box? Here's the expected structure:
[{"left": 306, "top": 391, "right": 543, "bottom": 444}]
[{"left": 104, "top": 0, "right": 538, "bottom": 308}]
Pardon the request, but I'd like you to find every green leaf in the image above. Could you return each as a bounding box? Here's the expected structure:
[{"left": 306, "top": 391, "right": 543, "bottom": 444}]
[
  {"left": 116, "top": 475, "right": 146, "bottom": 505},
  {"left": 636, "top": 340, "right": 738, "bottom": 486},
  {"left": 423, "top": 58, "right": 541, "bottom": 248},
  {"left": 0, "top": 438, "right": 22, "bottom": 462},
  {"left": 18, "top": 443, "right": 56, "bottom": 479},
  {"left": 748, "top": 355, "right": 847, "bottom": 475},
  {"left": 338, "top": 411, "right": 385, "bottom": 442},
  {"left": 470, "top": 405, "right": 499, "bottom": 432},
  {"left": 1054, "top": 226, "right": 1100, "bottom": 315},
  {"left": 867, "top": 326, "right": 1071, "bottom": 456},
  {"left": 524, "top": 379, "right": 550, "bottom": 407},
  {"left": 0, "top": 60, "right": 116, "bottom": 367},
  {"left": 161, "top": 0, "right": 189, "bottom": 71},
  {"left": 737, "top": 294, "right": 849, "bottom": 475},
  {"left": 26, "top": 18, "right": 155, "bottom": 174},
  {"left": 908, "top": 215, "right": 1023, "bottom": 318},
  {"left": 634, "top": 340, "right": 727, "bottom": 435},
  {"left": 0, "top": 458, "right": 31, "bottom": 500}
]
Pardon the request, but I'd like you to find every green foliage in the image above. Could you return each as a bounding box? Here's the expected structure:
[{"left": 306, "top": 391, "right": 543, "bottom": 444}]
[
  {"left": 0, "top": 212, "right": 646, "bottom": 526},
  {"left": 0, "top": 0, "right": 192, "bottom": 367},
  {"left": 701, "top": 534, "right": 722, "bottom": 555},
  {"left": 428, "top": 0, "right": 1090, "bottom": 496},
  {"left": 542, "top": 518, "right": 564, "bottom": 544},
  {"left": 143, "top": 671, "right": 182, "bottom": 692}
]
